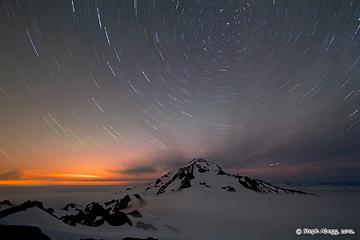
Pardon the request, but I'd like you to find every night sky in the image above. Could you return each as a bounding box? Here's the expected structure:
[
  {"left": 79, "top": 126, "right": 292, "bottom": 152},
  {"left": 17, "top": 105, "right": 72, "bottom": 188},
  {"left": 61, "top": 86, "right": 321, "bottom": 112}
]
[{"left": 1, "top": 0, "right": 360, "bottom": 184}]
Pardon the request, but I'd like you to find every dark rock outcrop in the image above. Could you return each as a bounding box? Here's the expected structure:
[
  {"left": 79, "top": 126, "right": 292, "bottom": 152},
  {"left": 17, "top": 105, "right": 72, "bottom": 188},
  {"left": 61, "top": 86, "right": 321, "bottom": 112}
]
[
  {"left": 222, "top": 186, "right": 236, "bottom": 192},
  {"left": 127, "top": 210, "right": 143, "bottom": 218},
  {"left": 235, "top": 175, "right": 307, "bottom": 194},
  {"left": 134, "top": 194, "right": 145, "bottom": 205},
  {"left": 0, "top": 201, "right": 55, "bottom": 219},
  {"left": 60, "top": 195, "right": 137, "bottom": 227},
  {"left": 104, "top": 195, "right": 131, "bottom": 211},
  {"left": 105, "top": 211, "right": 132, "bottom": 226},
  {"left": 0, "top": 224, "right": 51, "bottom": 240},
  {"left": 61, "top": 201, "right": 133, "bottom": 227},
  {"left": 0, "top": 200, "right": 13, "bottom": 207},
  {"left": 62, "top": 203, "right": 80, "bottom": 211}
]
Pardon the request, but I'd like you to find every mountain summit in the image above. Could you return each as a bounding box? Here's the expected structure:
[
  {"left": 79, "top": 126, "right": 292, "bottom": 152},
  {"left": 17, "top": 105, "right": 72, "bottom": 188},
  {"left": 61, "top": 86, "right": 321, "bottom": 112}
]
[{"left": 145, "top": 158, "right": 307, "bottom": 195}]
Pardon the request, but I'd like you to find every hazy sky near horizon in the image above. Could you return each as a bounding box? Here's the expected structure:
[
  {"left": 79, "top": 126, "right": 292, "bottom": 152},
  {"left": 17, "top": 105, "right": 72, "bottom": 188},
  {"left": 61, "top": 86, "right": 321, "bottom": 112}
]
[{"left": 1, "top": 0, "right": 360, "bottom": 184}]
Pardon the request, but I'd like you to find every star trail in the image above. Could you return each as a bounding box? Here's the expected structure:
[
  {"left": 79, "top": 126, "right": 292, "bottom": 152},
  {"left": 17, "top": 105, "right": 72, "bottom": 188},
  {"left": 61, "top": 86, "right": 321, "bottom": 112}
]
[{"left": 0, "top": 0, "right": 360, "bottom": 184}]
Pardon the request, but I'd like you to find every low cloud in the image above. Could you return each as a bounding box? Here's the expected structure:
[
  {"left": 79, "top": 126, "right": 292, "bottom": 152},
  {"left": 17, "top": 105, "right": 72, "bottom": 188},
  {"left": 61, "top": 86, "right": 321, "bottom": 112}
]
[
  {"left": 110, "top": 148, "right": 190, "bottom": 178},
  {"left": 0, "top": 170, "right": 22, "bottom": 180},
  {"left": 116, "top": 165, "right": 158, "bottom": 175}
]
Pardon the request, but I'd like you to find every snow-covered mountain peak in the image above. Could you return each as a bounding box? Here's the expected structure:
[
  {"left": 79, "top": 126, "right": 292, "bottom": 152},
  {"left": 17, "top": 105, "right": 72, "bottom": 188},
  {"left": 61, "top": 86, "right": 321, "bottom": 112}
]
[
  {"left": 188, "top": 158, "right": 212, "bottom": 167},
  {"left": 186, "top": 158, "right": 224, "bottom": 173},
  {"left": 145, "top": 158, "right": 307, "bottom": 195}
]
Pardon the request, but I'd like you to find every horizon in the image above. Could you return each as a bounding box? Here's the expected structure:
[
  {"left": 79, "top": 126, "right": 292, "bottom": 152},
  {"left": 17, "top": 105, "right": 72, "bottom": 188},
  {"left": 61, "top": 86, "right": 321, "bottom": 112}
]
[{"left": 1, "top": 157, "right": 359, "bottom": 186}]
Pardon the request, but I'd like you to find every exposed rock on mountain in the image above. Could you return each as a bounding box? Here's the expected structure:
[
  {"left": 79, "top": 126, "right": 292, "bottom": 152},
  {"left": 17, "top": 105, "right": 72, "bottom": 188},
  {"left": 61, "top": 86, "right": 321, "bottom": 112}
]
[{"left": 145, "top": 158, "right": 307, "bottom": 195}]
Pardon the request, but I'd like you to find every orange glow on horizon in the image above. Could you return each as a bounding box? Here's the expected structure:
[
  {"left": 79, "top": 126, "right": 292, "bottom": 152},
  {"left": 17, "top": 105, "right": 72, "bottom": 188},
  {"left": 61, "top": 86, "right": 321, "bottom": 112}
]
[
  {"left": 0, "top": 179, "right": 129, "bottom": 186},
  {"left": 0, "top": 168, "right": 157, "bottom": 186},
  {"left": 49, "top": 173, "right": 101, "bottom": 178},
  {"left": 0, "top": 147, "right": 167, "bottom": 186},
  {"left": 0, "top": 169, "right": 126, "bottom": 186},
  {"left": 0, "top": 140, "right": 183, "bottom": 187}
]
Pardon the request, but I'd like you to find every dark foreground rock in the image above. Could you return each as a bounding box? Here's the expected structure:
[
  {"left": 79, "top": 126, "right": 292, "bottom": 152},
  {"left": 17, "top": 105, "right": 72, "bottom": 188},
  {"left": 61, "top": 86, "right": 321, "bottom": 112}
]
[
  {"left": 127, "top": 210, "right": 143, "bottom": 218},
  {"left": 0, "top": 201, "right": 55, "bottom": 219},
  {"left": 61, "top": 202, "right": 133, "bottom": 227},
  {"left": 104, "top": 195, "right": 131, "bottom": 211},
  {"left": 0, "top": 200, "right": 13, "bottom": 207},
  {"left": 0, "top": 224, "right": 51, "bottom": 240},
  {"left": 60, "top": 195, "right": 137, "bottom": 227}
]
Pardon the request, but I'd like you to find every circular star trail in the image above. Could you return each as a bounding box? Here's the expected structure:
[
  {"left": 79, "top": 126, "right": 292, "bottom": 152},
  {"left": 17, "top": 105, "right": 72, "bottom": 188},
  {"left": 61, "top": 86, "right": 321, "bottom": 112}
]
[{"left": 0, "top": 0, "right": 360, "bottom": 182}]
